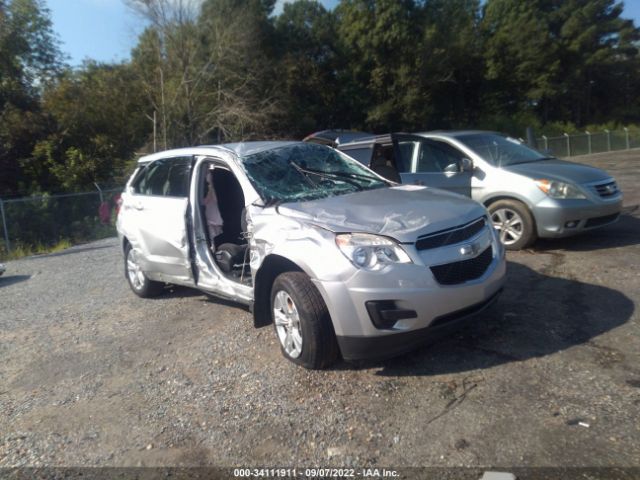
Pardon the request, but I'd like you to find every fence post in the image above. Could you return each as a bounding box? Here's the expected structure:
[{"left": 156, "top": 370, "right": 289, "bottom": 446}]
[
  {"left": 605, "top": 129, "right": 611, "bottom": 151},
  {"left": 564, "top": 133, "right": 571, "bottom": 157},
  {"left": 542, "top": 135, "right": 548, "bottom": 151},
  {"left": 624, "top": 127, "right": 630, "bottom": 150},
  {"left": 0, "top": 198, "right": 10, "bottom": 254},
  {"left": 586, "top": 130, "right": 591, "bottom": 154},
  {"left": 94, "top": 182, "right": 104, "bottom": 203}
]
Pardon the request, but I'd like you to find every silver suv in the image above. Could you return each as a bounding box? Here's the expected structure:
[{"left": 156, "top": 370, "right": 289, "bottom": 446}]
[{"left": 117, "top": 142, "right": 506, "bottom": 368}]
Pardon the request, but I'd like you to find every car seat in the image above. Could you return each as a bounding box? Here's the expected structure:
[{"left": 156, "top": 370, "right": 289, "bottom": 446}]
[
  {"left": 370, "top": 147, "right": 401, "bottom": 182},
  {"left": 215, "top": 209, "right": 249, "bottom": 274}
]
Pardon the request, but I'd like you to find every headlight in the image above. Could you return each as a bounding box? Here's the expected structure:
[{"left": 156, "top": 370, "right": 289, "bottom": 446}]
[
  {"left": 335, "top": 233, "right": 412, "bottom": 270},
  {"left": 535, "top": 179, "right": 585, "bottom": 199}
]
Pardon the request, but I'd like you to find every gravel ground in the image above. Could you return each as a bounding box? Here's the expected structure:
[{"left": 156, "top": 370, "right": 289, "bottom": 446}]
[{"left": 0, "top": 150, "right": 639, "bottom": 475}]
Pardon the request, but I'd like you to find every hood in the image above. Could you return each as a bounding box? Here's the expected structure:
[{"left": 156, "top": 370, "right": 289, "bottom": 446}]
[
  {"left": 504, "top": 158, "right": 612, "bottom": 184},
  {"left": 277, "top": 185, "right": 486, "bottom": 243}
]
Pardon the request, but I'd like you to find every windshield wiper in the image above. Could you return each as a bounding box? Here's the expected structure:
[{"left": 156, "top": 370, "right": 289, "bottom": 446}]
[
  {"left": 290, "top": 161, "right": 320, "bottom": 187},
  {"left": 290, "top": 162, "right": 374, "bottom": 190},
  {"left": 253, "top": 197, "right": 284, "bottom": 208},
  {"left": 304, "top": 163, "right": 387, "bottom": 184}
]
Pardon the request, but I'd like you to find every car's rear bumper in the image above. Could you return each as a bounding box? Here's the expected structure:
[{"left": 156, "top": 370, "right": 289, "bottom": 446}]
[{"left": 336, "top": 289, "right": 502, "bottom": 361}]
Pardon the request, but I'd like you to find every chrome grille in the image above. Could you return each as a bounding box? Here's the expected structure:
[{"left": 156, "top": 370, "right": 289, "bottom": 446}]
[
  {"left": 416, "top": 217, "right": 486, "bottom": 251},
  {"left": 592, "top": 180, "right": 619, "bottom": 198}
]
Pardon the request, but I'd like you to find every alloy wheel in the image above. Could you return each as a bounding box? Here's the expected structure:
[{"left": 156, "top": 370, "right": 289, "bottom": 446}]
[
  {"left": 491, "top": 208, "right": 524, "bottom": 246},
  {"left": 273, "top": 290, "right": 303, "bottom": 358},
  {"left": 127, "top": 248, "right": 146, "bottom": 291}
]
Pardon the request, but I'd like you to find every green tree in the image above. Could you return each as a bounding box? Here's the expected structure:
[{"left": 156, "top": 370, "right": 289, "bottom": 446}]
[
  {"left": 418, "top": 0, "right": 485, "bottom": 128},
  {"left": 0, "top": 0, "right": 62, "bottom": 195},
  {"left": 274, "top": 0, "right": 345, "bottom": 136},
  {"left": 198, "top": 0, "right": 279, "bottom": 140},
  {"left": 336, "top": 0, "right": 423, "bottom": 130},
  {"left": 481, "top": 0, "right": 560, "bottom": 120},
  {"left": 26, "top": 63, "right": 148, "bottom": 191},
  {"left": 482, "top": 0, "right": 639, "bottom": 126},
  {"left": 550, "top": 0, "right": 639, "bottom": 125}
]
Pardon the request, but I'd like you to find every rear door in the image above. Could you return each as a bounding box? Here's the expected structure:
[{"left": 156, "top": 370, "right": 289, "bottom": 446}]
[
  {"left": 129, "top": 156, "right": 194, "bottom": 281},
  {"left": 393, "top": 134, "right": 473, "bottom": 197}
]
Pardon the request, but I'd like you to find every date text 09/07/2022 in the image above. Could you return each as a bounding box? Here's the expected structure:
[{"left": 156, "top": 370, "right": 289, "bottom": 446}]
[{"left": 233, "top": 468, "right": 400, "bottom": 478}]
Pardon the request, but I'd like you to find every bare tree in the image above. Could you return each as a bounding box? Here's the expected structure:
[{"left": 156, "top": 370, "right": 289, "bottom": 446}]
[{"left": 126, "top": 0, "right": 279, "bottom": 148}]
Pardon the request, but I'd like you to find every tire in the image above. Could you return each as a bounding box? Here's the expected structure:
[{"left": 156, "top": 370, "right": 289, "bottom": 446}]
[
  {"left": 124, "top": 244, "right": 164, "bottom": 298},
  {"left": 488, "top": 199, "right": 537, "bottom": 250},
  {"left": 270, "top": 272, "right": 339, "bottom": 369}
]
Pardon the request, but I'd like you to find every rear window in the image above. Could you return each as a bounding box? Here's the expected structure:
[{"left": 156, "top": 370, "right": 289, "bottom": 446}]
[
  {"left": 341, "top": 146, "right": 373, "bottom": 165},
  {"left": 133, "top": 157, "right": 192, "bottom": 197}
]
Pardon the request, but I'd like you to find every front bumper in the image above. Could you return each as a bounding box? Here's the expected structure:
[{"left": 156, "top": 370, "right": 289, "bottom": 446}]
[
  {"left": 337, "top": 289, "right": 502, "bottom": 361},
  {"left": 313, "top": 239, "right": 506, "bottom": 361},
  {"left": 533, "top": 195, "right": 623, "bottom": 238}
]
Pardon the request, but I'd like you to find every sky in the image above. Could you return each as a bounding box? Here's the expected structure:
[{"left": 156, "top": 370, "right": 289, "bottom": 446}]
[{"left": 48, "top": 0, "right": 639, "bottom": 67}]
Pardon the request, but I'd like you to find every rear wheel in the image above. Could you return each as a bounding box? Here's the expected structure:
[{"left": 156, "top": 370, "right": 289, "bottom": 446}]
[
  {"left": 271, "top": 272, "right": 339, "bottom": 369},
  {"left": 488, "top": 199, "right": 537, "bottom": 250},
  {"left": 125, "top": 244, "right": 164, "bottom": 298}
]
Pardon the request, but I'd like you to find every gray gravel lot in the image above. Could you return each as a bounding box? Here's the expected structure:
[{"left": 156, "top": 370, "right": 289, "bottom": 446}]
[{"left": 0, "top": 150, "right": 639, "bottom": 474}]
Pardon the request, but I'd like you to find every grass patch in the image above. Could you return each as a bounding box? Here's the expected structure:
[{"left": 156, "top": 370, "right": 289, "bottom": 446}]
[
  {"left": 0, "top": 239, "right": 74, "bottom": 261},
  {"left": 0, "top": 225, "right": 116, "bottom": 261}
]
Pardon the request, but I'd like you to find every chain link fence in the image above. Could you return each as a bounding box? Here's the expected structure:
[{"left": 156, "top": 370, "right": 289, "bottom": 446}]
[
  {"left": 536, "top": 128, "right": 638, "bottom": 157},
  {"left": 0, "top": 187, "right": 122, "bottom": 259}
]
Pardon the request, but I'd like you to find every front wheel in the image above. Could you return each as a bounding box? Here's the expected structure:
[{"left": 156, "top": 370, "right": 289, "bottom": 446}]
[
  {"left": 125, "top": 244, "right": 164, "bottom": 298},
  {"left": 488, "top": 199, "right": 537, "bottom": 250},
  {"left": 271, "top": 272, "right": 339, "bottom": 369}
]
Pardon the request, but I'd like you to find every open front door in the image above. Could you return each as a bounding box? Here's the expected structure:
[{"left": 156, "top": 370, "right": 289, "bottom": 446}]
[
  {"left": 188, "top": 155, "right": 254, "bottom": 304},
  {"left": 393, "top": 134, "right": 473, "bottom": 197}
]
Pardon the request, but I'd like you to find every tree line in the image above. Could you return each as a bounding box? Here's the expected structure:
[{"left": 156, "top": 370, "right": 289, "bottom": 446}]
[{"left": 1, "top": 0, "right": 639, "bottom": 196}]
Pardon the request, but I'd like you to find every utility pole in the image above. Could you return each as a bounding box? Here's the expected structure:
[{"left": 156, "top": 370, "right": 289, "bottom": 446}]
[
  {"left": 144, "top": 111, "right": 158, "bottom": 152},
  {"left": 0, "top": 198, "right": 10, "bottom": 254}
]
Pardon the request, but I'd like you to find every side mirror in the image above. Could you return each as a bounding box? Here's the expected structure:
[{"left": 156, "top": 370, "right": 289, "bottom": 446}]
[
  {"left": 460, "top": 158, "right": 474, "bottom": 172},
  {"left": 443, "top": 163, "right": 459, "bottom": 173}
]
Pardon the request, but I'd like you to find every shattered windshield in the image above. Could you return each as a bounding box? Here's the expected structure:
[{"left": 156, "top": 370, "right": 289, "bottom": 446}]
[
  {"left": 458, "top": 133, "right": 550, "bottom": 167},
  {"left": 241, "top": 143, "right": 389, "bottom": 204}
]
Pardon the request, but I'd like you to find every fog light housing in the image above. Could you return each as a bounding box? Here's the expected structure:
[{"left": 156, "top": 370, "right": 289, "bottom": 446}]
[
  {"left": 365, "top": 300, "right": 417, "bottom": 329},
  {"left": 565, "top": 220, "right": 579, "bottom": 228}
]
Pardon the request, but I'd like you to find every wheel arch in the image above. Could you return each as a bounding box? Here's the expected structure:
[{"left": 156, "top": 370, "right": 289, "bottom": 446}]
[
  {"left": 122, "top": 236, "right": 131, "bottom": 253},
  {"left": 121, "top": 237, "right": 132, "bottom": 279},
  {"left": 482, "top": 193, "right": 534, "bottom": 211},
  {"left": 253, "top": 254, "right": 305, "bottom": 328},
  {"left": 483, "top": 195, "right": 537, "bottom": 227}
]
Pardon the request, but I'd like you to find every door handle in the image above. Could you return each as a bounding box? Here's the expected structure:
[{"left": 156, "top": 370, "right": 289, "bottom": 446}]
[{"left": 133, "top": 202, "right": 144, "bottom": 211}]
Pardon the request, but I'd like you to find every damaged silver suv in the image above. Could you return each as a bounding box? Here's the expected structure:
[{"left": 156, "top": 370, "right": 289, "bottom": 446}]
[{"left": 117, "top": 142, "right": 506, "bottom": 368}]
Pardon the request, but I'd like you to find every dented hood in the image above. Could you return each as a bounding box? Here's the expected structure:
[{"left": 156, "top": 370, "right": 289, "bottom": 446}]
[{"left": 277, "top": 185, "right": 486, "bottom": 243}]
